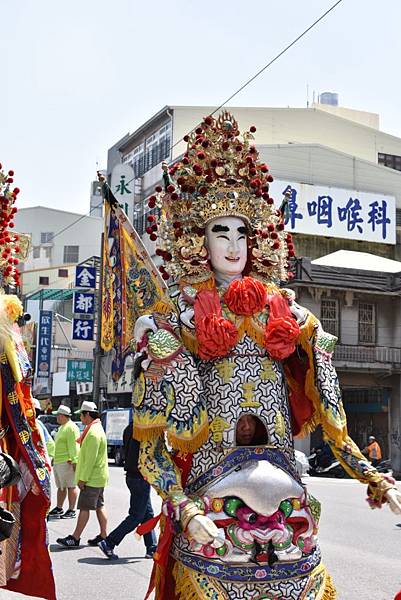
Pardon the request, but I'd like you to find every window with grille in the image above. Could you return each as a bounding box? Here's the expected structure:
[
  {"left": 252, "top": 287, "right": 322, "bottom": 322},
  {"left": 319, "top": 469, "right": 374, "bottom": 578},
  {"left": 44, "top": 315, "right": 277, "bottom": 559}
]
[
  {"left": 124, "top": 122, "right": 172, "bottom": 177},
  {"left": 358, "top": 302, "right": 376, "bottom": 344},
  {"left": 41, "top": 231, "right": 54, "bottom": 244},
  {"left": 33, "top": 246, "right": 40, "bottom": 258},
  {"left": 378, "top": 152, "right": 401, "bottom": 172},
  {"left": 63, "top": 245, "right": 79, "bottom": 263},
  {"left": 320, "top": 298, "right": 339, "bottom": 338}
]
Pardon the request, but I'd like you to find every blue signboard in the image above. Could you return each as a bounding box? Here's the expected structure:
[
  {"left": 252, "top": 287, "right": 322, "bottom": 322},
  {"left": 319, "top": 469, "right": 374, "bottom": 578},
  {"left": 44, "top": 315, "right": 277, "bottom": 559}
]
[
  {"left": 36, "top": 310, "right": 53, "bottom": 377},
  {"left": 73, "top": 292, "right": 95, "bottom": 314},
  {"left": 72, "top": 318, "right": 94, "bottom": 341},
  {"left": 75, "top": 266, "right": 96, "bottom": 288}
]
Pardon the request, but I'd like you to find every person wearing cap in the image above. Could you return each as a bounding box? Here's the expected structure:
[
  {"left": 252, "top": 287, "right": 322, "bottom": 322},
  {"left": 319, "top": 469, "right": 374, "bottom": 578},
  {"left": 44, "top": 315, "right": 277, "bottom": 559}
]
[
  {"left": 363, "top": 435, "right": 382, "bottom": 467},
  {"left": 57, "top": 400, "right": 109, "bottom": 548},
  {"left": 33, "top": 398, "right": 55, "bottom": 460},
  {"left": 48, "top": 404, "right": 80, "bottom": 519}
]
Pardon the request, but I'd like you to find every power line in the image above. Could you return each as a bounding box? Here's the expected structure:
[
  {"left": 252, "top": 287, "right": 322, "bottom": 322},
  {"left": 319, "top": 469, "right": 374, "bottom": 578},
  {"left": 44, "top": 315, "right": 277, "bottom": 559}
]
[
  {"left": 209, "top": 0, "right": 344, "bottom": 118},
  {"left": 24, "top": 197, "right": 104, "bottom": 258},
  {"left": 124, "top": 0, "right": 344, "bottom": 185},
  {"left": 23, "top": 0, "right": 344, "bottom": 251}
]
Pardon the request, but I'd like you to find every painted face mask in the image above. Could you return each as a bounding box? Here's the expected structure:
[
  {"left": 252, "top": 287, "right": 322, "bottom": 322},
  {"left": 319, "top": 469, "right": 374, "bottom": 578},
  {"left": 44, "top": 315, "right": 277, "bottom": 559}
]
[{"left": 205, "top": 216, "right": 248, "bottom": 281}]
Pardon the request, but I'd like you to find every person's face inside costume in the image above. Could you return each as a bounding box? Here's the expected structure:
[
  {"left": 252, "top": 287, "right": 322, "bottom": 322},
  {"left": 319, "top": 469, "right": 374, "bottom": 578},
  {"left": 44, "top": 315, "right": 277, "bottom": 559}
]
[
  {"left": 236, "top": 414, "right": 257, "bottom": 446},
  {"left": 205, "top": 216, "right": 248, "bottom": 285}
]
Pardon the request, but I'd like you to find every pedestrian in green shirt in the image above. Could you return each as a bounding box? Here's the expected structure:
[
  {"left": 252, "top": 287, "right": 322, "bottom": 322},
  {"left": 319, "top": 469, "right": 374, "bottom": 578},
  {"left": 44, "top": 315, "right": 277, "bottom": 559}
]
[
  {"left": 57, "top": 400, "right": 109, "bottom": 548},
  {"left": 48, "top": 404, "right": 80, "bottom": 520},
  {"left": 32, "top": 398, "right": 55, "bottom": 459}
]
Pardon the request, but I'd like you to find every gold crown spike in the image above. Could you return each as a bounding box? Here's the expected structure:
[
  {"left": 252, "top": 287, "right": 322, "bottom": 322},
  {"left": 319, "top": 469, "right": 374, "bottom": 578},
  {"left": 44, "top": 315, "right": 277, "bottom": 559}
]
[{"left": 145, "top": 113, "right": 295, "bottom": 285}]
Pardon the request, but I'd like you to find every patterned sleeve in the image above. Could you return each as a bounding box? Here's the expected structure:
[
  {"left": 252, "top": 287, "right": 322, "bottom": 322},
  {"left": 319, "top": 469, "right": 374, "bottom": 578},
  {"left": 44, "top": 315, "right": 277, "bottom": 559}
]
[
  {"left": 138, "top": 437, "right": 184, "bottom": 499},
  {"left": 133, "top": 309, "right": 208, "bottom": 512},
  {"left": 133, "top": 310, "right": 208, "bottom": 452},
  {"left": 311, "top": 321, "right": 396, "bottom": 507}
]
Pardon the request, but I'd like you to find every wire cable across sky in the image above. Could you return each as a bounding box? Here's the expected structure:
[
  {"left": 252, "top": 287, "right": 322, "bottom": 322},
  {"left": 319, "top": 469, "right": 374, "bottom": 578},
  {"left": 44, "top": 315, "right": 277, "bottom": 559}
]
[{"left": 24, "top": 0, "right": 344, "bottom": 253}]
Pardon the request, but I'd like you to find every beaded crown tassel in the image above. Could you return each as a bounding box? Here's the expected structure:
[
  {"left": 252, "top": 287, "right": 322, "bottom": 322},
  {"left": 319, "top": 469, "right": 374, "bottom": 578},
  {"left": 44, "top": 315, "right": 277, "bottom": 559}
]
[
  {"left": 0, "top": 165, "right": 29, "bottom": 290},
  {"left": 145, "top": 112, "right": 295, "bottom": 285}
]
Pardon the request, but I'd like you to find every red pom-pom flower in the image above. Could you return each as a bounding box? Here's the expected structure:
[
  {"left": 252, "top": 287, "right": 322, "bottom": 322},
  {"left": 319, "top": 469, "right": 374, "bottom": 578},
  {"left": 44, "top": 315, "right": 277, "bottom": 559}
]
[
  {"left": 196, "top": 314, "right": 238, "bottom": 360},
  {"left": 194, "top": 288, "right": 238, "bottom": 359},
  {"left": 264, "top": 294, "right": 300, "bottom": 360},
  {"left": 224, "top": 277, "right": 267, "bottom": 316}
]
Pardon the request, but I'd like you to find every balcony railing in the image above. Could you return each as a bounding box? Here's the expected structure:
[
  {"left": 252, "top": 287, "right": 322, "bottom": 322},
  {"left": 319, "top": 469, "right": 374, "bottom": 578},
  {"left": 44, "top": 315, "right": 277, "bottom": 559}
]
[{"left": 333, "top": 344, "right": 401, "bottom": 365}]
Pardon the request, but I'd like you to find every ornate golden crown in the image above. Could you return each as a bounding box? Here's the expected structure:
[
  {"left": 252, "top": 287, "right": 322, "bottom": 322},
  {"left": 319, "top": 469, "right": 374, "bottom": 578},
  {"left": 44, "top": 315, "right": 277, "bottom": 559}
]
[{"left": 145, "top": 112, "right": 294, "bottom": 284}]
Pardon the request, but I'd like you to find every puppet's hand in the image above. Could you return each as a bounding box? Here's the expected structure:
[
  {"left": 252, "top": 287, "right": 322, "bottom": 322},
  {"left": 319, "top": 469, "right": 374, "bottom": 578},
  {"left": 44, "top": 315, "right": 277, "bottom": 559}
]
[
  {"left": 187, "top": 514, "right": 224, "bottom": 547},
  {"left": 385, "top": 488, "right": 401, "bottom": 515}
]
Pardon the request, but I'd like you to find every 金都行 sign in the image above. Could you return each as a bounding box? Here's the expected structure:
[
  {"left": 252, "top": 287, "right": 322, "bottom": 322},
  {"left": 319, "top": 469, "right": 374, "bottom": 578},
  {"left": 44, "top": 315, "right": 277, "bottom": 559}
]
[{"left": 75, "top": 266, "right": 96, "bottom": 288}]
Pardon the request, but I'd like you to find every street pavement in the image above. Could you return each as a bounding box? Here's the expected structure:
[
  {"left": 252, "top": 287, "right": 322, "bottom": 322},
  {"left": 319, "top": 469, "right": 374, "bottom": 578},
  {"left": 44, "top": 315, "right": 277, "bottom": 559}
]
[{"left": 47, "top": 468, "right": 401, "bottom": 600}]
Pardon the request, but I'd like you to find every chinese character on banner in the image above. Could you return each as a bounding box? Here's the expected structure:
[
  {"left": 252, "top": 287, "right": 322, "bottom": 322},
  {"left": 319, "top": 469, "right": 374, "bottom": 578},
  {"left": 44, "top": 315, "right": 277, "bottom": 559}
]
[
  {"left": 36, "top": 310, "right": 53, "bottom": 378},
  {"left": 73, "top": 292, "right": 95, "bottom": 314},
  {"left": 115, "top": 175, "right": 132, "bottom": 196},
  {"left": 307, "top": 195, "right": 333, "bottom": 228},
  {"left": 67, "top": 359, "right": 93, "bottom": 381},
  {"left": 75, "top": 266, "right": 96, "bottom": 288},
  {"left": 281, "top": 185, "right": 303, "bottom": 229},
  {"left": 337, "top": 198, "right": 364, "bottom": 233},
  {"left": 72, "top": 318, "right": 94, "bottom": 341},
  {"left": 367, "top": 200, "right": 391, "bottom": 240}
]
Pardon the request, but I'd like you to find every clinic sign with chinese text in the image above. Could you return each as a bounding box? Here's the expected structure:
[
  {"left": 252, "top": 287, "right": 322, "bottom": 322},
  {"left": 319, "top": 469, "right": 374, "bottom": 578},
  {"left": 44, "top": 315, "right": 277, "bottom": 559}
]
[
  {"left": 269, "top": 180, "right": 396, "bottom": 245},
  {"left": 67, "top": 359, "right": 93, "bottom": 382},
  {"left": 36, "top": 310, "right": 53, "bottom": 378}
]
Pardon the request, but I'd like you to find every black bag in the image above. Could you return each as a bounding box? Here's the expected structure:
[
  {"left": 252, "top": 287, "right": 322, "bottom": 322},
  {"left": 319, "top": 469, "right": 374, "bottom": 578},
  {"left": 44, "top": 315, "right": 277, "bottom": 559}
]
[
  {"left": 0, "top": 507, "right": 15, "bottom": 541},
  {"left": 0, "top": 452, "right": 21, "bottom": 489}
]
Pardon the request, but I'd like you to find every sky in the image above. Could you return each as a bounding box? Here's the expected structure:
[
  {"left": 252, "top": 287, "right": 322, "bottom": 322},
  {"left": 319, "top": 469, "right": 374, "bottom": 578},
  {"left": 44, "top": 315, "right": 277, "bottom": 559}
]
[{"left": 1, "top": 0, "right": 401, "bottom": 216}]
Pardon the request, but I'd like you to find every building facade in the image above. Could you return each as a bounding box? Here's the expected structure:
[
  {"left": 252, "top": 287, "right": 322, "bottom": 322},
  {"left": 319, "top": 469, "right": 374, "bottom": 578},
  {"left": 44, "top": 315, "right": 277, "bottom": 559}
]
[
  {"left": 106, "top": 101, "right": 401, "bottom": 472},
  {"left": 14, "top": 207, "right": 102, "bottom": 405},
  {"left": 15, "top": 206, "right": 102, "bottom": 294}
]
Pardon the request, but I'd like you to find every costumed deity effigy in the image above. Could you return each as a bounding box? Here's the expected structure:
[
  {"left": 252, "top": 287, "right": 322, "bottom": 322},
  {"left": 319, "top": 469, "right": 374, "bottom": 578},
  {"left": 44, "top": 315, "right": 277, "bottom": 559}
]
[
  {"left": 0, "top": 165, "right": 56, "bottom": 600},
  {"left": 101, "top": 113, "right": 401, "bottom": 600}
]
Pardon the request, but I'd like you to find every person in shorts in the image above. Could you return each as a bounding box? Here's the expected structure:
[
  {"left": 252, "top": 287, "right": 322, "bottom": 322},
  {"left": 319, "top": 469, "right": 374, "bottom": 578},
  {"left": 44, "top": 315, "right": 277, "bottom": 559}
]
[
  {"left": 48, "top": 404, "right": 79, "bottom": 519},
  {"left": 56, "top": 401, "right": 109, "bottom": 548}
]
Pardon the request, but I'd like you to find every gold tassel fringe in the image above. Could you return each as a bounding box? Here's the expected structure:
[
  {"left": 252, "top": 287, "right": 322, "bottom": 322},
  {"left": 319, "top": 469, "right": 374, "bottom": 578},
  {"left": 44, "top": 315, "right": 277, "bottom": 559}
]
[
  {"left": 168, "top": 420, "right": 209, "bottom": 453},
  {"left": 151, "top": 298, "right": 174, "bottom": 315},
  {"left": 321, "top": 572, "right": 337, "bottom": 599},
  {"left": 173, "top": 561, "right": 201, "bottom": 600},
  {"left": 132, "top": 424, "right": 165, "bottom": 442}
]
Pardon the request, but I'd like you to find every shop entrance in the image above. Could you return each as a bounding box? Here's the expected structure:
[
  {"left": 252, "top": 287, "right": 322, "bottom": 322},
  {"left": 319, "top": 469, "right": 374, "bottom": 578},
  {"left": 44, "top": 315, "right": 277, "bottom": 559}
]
[{"left": 342, "top": 388, "right": 389, "bottom": 458}]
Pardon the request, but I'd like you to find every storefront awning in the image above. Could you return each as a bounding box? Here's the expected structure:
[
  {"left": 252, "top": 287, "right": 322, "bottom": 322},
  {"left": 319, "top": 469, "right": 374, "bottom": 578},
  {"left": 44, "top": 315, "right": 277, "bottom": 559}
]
[
  {"left": 25, "top": 289, "right": 75, "bottom": 301},
  {"left": 312, "top": 250, "right": 401, "bottom": 273}
]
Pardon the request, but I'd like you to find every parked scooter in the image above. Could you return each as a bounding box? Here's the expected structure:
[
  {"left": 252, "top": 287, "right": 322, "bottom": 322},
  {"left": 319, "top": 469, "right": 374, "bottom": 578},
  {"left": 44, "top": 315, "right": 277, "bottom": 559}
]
[
  {"left": 375, "top": 459, "right": 393, "bottom": 477},
  {"left": 308, "top": 442, "right": 347, "bottom": 478}
]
